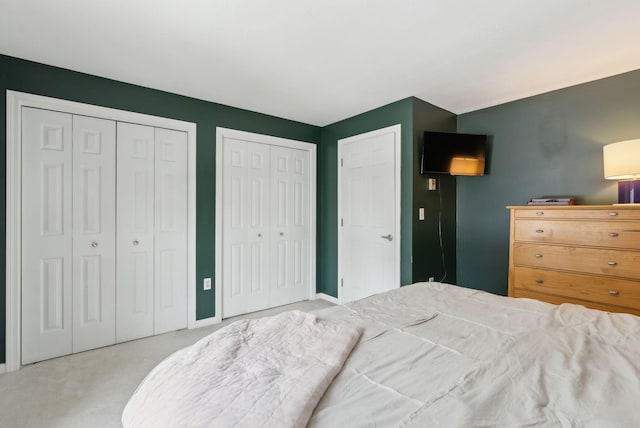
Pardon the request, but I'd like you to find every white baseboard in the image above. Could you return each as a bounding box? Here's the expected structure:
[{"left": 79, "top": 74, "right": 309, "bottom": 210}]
[
  {"left": 315, "top": 293, "right": 339, "bottom": 304},
  {"left": 192, "top": 316, "right": 221, "bottom": 329},
  {"left": 0, "top": 364, "right": 6, "bottom": 375}
]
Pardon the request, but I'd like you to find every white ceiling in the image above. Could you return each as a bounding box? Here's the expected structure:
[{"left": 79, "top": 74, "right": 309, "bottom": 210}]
[{"left": 2, "top": 0, "right": 640, "bottom": 126}]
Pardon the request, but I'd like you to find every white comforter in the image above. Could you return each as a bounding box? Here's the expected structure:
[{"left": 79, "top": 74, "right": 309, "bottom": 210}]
[
  {"left": 122, "top": 310, "right": 361, "bottom": 428},
  {"left": 309, "top": 282, "right": 640, "bottom": 427}
]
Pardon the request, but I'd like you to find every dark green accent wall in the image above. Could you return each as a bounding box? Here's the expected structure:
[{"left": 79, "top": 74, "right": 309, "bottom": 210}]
[
  {"left": 456, "top": 69, "right": 640, "bottom": 296},
  {"left": 317, "top": 98, "right": 413, "bottom": 296},
  {"left": 0, "top": 54, "right": 321, "bottom": 364},
  {"left": 411, "top": 98, "right": 457, "bottom": 283}
]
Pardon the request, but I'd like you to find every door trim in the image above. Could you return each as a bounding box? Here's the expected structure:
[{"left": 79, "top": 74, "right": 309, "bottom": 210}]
[
  {"left": 5, "top": 90, "right": 197, "bottom": 372},
  {"left": 337, "top": 124, "right": 402, "bottom": 304},
  {"left": 215, "top": 127, "right": 317, "bottom": 320}
]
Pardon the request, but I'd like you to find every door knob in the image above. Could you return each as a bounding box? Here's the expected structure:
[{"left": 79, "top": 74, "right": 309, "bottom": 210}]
[
  {"left": 133, "top": 239, "right": 140, "bottom": 246},
  {"left": 91, "top": 241, "right": 98, "bottom": 248},
  {"left": 380, "top": 234, "right": 393, "bottom": 241}
]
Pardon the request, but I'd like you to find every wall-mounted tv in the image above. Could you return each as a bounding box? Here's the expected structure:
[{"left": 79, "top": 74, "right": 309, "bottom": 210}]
[{"left": 420, "top": 131, "right": 488, "bottom": 176}]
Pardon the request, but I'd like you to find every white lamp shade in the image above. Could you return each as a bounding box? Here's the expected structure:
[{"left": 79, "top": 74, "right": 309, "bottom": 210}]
[{"left": 603, "top": 139, "right": 640, "bottom": 180}]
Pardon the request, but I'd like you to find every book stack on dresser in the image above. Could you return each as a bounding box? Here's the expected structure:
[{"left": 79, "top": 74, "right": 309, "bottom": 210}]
[{"left": 507, "top": 205, "right": 640, "bottom": 315}]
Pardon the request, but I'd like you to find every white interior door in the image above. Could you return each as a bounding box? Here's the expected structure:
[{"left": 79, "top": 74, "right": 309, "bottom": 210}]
[
  {"left": 339, "top": 125, "right": 401, "bottom": 303},
  {"left": 21, "top": 107, "right": 73, "bottom": 364},
  {"left": 154, "top": 128, "right": 188, "bottom": 334},
  {"left": 116, "top": 122, "right": 155, "bottom": 342},
  {"left": 72, "top": 115, "right": 116, "bottom": 353},
  {"left": 222, "top": 139, "right": 271, "bottom": 318},
  {"left": 270, "top": 145, "right": 310, "bottom": 307}
]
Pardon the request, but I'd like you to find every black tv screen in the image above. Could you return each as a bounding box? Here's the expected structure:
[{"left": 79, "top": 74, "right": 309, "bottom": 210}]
[{"left": 420, "top": 131, "right": 488, "bottom": 176}]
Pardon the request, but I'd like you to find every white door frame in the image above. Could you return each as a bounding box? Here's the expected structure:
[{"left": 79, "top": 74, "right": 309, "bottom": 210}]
[
  {"left": 5, "top": 90, "right": 197, "bottom": 372},
  {"left": 215, "top": 127, "right": 317, "bottom": 320},
  {"left": 337, "top": 124, "right": 402, "bottom": 303}
]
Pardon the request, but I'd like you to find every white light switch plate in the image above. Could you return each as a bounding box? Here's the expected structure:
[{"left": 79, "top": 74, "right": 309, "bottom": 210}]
[
  {"left": 428, "top": 178, "right": 437, "bottom": 191},
  {"left": 419, "top": 207, "right": 425, "bottom": 220},
  {"left": 203, "top": 277, "right": 212, "bottom": 290}
]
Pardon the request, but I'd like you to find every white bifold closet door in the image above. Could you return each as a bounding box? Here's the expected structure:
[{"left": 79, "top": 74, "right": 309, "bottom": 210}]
[
  {"left": 222, "top": 139, "right": 309, "bottom": 318},
  {"left": 153, "top": 128, "right": 188, "bottom": 335},
  {"left": 21, "top": 108, "right": 187, "bottom": 365},
  {"left": 223, "top": 140, "right": 270, "bottom": 317},
  {"left": 22, "top": 108, "right": 117, "bottom": 364},
  {"left": 116, "top": 123, "right": 155, "bottom": 342},
  {"left": 116, "top": 123, "right": 188, "bottom": 342},
  {"left": 269, "top": 145, "right": 310, "bottom": 308},
  {"left": 72, "top": 115, "right": 117, "bottom": 353}
]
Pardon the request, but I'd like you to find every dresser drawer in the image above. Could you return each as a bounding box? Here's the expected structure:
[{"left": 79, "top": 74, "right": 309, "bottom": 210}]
[
  {"left": 512, "top": 242, "right": 640, "bottom": 280},
  {"left": 512, "top": 289, "right": 640, "bottom": 316},
  {"left": 513, "top": 208, "right": 640, "bottom": 221},
  {"left": 512, "top": 266, "right": 640, "bottom": 311},
  {"left": 513, "top": 219, "right": 640, "bottom": 249}
]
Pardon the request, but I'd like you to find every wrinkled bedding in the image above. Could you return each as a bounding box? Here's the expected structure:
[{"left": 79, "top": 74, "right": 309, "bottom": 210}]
[
  {"left": 309, "top": 282, "right": 640, "bottom": 427},
  {"left": 122, "top": 310, "right": 361, "bottom": 428}
]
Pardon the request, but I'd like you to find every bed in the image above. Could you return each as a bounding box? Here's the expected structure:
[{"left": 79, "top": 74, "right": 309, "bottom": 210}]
[{"left": 123, "top": 282, "right": 640, "bottom": 427}]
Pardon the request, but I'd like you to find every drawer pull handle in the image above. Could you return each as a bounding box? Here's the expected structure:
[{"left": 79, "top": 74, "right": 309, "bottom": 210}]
[
  {"left": 609, "top": 232, "right": 619, "bottom": 237},
  {"left": 535, "top": 229, "right": 544, "bottom": 234},
  {"left": 536, "top": 211, "right": 544, "bottom": 216},
  {"left": 535, "top": 253, "right": 543, "bottom": 258},
  {"left": 535, "top": 279, "right": 544, "bottom": 284},
  {"left": 609, "top": 212, "right": 619, "bottom": 216},
  {"left": 609, "top": 290, "right": 619, "bottom": 296},
  {"left": 608, "top": 261, "right": 618, "bottom": 266}
]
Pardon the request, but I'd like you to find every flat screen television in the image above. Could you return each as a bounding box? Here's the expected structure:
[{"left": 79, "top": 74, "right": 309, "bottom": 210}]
[{"left": 420, "top": 131, "right": 488, "bottom": 176}]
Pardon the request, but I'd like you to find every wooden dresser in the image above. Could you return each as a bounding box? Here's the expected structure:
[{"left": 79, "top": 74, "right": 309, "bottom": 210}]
[{"left": 507, "top": 205, "right": 640, "bottom": 315}]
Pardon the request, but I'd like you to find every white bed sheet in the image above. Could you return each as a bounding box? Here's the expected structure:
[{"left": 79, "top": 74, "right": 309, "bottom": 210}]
[{"left": 309, "top": 282, "right": 640, "bottom": 427}]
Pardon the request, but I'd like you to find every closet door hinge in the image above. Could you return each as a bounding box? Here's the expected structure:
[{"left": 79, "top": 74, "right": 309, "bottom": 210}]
[
  {"left": 340, "top": 158, "right": 343, "bottom": 167},
  {"left": 341, "top": 218, "right": 343, "bottom": 227},
  {"left": 340, "top": 278, "right": 344, "bottom": 288}
]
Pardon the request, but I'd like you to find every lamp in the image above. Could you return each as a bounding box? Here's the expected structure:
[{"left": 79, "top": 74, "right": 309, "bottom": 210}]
[{"left": 603, "top": 139, "right": 640, "bottom": 204}]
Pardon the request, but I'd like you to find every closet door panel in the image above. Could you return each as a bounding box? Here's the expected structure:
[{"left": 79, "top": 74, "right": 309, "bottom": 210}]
[
  {"left": 222, "top": 139, "right": 270, "bottom": 318},
  {"left": 21, "top": 107, "right": 73, "bottom": 364},
  {"left": 154, "top": 128, "right": 188, "bottom": 334},
  {"left": 72, "top": 115, "right": 117, "bottom": 352},
  {"left": 245, "top": 142, "right": 271, "bottom": 313},
  {"left": 270, "top": 146, "right": 310, "bottom": 307},
  {"left": 117, "top": 122, "right": 155, "bottom": 342}
]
